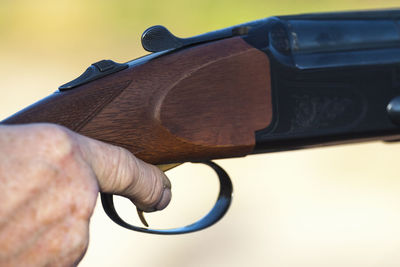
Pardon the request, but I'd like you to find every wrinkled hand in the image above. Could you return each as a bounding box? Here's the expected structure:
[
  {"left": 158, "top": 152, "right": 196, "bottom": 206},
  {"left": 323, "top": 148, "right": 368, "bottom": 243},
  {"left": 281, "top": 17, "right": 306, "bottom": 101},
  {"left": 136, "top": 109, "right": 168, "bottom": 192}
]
[{"left": 0, "top": 123, "right": 171, "bottom": 266}]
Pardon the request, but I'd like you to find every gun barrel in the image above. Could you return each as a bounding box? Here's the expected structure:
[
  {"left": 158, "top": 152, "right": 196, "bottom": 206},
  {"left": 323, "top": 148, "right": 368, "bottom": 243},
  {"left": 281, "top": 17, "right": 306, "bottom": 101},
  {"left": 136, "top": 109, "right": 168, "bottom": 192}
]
[{"left": 264, "top": 10, "right": 400, "bottom": 69}]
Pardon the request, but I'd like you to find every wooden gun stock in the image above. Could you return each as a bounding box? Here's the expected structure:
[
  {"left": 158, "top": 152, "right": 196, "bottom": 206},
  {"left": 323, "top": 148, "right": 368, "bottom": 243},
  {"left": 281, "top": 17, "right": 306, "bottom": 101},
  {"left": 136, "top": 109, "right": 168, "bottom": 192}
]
[{"left": 2, "top": 37, "right": 272, "bottom": 165}]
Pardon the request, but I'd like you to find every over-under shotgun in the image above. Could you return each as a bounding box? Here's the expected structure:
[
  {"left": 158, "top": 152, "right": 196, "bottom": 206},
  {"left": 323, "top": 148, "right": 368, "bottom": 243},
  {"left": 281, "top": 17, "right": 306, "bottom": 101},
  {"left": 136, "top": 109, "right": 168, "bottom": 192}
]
[{"left": 3, "top": 9, "right": 400, "bottom": 234}]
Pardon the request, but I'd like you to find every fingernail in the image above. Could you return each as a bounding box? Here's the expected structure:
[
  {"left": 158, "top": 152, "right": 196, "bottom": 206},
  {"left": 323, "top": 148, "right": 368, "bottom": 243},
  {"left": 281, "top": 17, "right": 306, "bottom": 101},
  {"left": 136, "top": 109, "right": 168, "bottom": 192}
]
[
  {"left": 163, "top": 175, "right": 171, "bottom": 189},
  {"left": 155, "top": 188, "right": 172, "bottom": 211}
]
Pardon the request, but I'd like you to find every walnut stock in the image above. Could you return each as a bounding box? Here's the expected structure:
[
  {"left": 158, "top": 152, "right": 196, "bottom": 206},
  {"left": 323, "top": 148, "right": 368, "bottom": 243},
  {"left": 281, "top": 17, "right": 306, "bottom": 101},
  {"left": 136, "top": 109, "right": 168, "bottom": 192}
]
[{"left": 2, "top": 37, "right": 272, "bottom": 164}]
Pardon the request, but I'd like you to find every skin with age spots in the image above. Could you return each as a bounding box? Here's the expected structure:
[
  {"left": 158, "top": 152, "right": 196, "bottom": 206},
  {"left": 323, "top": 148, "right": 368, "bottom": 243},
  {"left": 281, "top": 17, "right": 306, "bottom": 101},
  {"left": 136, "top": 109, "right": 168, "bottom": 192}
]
[{"left": 0, "top": 123, "right": 171, "bottom": 266}]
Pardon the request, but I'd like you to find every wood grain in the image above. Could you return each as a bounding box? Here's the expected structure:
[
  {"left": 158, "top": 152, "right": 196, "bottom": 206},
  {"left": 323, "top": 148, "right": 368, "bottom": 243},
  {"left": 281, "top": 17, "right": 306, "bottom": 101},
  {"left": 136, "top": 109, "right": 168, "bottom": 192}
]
[{"left": 2, "top": 37, "right": 272, "bottom": 164}]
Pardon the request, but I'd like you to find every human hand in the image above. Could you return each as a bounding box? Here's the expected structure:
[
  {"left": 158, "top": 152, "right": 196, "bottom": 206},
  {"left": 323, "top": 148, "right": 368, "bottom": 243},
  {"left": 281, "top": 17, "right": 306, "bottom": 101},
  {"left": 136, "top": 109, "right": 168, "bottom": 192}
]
[{"left": 0, "top": 123, "right": 171, "bottom": 266}]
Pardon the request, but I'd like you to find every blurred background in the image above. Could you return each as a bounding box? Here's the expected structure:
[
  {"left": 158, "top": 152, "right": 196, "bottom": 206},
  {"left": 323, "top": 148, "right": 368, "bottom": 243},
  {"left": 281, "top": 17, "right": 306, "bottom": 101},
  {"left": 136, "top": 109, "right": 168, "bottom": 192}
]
[{"left": 2, "top": 0, "right": 400, "bottom": 266}]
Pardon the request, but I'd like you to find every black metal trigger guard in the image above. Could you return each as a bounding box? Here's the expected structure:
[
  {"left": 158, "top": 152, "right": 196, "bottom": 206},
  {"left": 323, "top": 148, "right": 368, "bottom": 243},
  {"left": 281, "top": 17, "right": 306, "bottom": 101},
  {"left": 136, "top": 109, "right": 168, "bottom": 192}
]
[{"left": 100, "top": 161, "right": 233, "bottom": 235}]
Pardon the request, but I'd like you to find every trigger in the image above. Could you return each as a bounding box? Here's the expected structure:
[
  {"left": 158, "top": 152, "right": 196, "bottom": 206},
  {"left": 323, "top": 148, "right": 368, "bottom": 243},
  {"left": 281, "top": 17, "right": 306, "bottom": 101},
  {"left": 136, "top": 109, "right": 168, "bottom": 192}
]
[
  {"left": 137, "top": 208, "right": 149, "bottom": 227},
  {"left": 135, "top": 163, "right": 180, "bottom": 227},
  {"left": 157, "top": 163, "right": 182, "bottom": 172}
]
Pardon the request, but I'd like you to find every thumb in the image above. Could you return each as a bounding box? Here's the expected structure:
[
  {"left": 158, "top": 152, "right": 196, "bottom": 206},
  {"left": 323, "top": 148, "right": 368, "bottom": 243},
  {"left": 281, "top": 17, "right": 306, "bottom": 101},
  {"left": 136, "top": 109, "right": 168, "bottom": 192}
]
[{"left": 74, "top": 133, "right": 171, "bottom": 212}]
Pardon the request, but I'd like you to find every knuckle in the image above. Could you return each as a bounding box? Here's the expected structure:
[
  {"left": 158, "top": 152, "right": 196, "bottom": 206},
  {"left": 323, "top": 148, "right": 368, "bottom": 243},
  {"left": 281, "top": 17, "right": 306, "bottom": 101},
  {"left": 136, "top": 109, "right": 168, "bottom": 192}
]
[
  {"left": 112, "top": 147, "right": 131, "bottom": 190},
  {"left": 33, "top": 124, "right": 76, "bottom": 161},
  {"left": 106, "top": 147, "right": 138, "bottom": 194},
  {"left": 137, "top": 166, "right": 164, "bottom": 209}
]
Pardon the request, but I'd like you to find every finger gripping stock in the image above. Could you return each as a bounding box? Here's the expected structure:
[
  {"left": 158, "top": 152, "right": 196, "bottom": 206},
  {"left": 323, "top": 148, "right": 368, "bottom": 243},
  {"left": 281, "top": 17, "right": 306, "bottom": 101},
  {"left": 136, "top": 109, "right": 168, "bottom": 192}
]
[{"left": 100, "top": 161, "right": 233, "bottom": 235}]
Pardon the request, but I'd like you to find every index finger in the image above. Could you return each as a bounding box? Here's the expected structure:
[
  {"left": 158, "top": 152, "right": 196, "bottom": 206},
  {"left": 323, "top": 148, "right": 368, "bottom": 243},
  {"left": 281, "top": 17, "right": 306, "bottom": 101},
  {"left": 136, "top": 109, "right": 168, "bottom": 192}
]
[{"left": 73, "top": 132, "right": 171, "bottom": 212}]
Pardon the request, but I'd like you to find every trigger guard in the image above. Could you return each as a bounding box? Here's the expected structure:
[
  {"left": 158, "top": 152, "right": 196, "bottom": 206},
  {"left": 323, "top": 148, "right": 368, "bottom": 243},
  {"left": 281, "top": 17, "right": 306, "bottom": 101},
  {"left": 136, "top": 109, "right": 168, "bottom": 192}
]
[{"left": 100, "top": 161, "right": 233, "bottom": 235}]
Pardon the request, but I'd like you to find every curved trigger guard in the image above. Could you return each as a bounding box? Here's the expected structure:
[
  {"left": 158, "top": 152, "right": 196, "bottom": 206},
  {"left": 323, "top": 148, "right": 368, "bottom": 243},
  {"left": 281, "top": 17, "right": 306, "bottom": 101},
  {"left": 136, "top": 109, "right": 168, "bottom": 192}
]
[{"left": 100, "top": 161, "right": 233, "bottom": 235}]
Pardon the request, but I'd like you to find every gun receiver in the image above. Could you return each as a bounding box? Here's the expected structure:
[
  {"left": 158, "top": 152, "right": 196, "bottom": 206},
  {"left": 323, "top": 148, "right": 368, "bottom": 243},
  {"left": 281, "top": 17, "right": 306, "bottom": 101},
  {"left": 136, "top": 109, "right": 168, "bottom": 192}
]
[{"left": 2, "top": 9, "right": 400, "bottom": 234}]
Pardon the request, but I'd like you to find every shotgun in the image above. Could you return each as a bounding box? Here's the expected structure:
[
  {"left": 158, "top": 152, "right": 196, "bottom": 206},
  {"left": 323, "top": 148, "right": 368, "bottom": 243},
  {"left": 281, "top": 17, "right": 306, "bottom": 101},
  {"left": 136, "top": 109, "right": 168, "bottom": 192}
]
[{"left": 2, "top": 9, "right": 400, "bottom": 234}]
